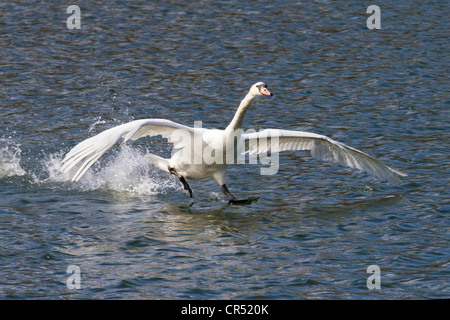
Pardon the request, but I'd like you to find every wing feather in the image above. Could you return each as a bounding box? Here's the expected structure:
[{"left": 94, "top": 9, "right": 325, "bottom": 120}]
[
  {"left": 243, "top": 129, "right": 406, "bottom": 184},
  {"left": 61, "top": 119, "right": 194, "bottom": 181}
]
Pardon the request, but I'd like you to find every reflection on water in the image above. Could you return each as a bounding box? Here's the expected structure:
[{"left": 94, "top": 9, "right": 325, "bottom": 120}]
[{"left": 0, "top": 1, "right": 448, "bottom": 299}]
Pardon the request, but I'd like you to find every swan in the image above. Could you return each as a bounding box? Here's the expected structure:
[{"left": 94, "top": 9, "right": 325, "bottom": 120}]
[{"left": 61, "top": 82, "right": 406, "bottom": 203}]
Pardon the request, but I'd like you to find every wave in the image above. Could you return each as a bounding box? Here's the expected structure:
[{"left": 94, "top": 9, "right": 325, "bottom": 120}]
[
  {"left": 0, "top": 139, "right": 26, "bottom": 179},
  {"left": 0, "top": 137, "right": 179, "bottom": 196}
]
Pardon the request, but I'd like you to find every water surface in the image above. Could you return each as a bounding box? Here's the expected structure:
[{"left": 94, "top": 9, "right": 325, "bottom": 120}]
[{"left": 0, "top": 1, "right": 448, "bottom": 299}]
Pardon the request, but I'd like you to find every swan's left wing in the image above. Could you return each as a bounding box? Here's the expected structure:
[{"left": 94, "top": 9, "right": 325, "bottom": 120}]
[{"left": 242, "top": 129, "right": 407, "bottom": 184}]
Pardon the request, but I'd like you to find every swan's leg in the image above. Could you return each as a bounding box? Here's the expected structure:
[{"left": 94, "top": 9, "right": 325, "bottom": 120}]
[
  {"left": 169, "top": 167, "right": 193, "bottom": 198},
  {"left": 221, "top": 184, "right": 259, "bottom": 205},
  {"left": 221, "top": 184, "right": 236, "bottom": 201}
]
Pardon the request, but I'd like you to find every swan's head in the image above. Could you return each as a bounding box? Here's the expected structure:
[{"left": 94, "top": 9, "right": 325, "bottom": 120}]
[{"left": 250, "top": 82, "right": 273, "bottom": 97}]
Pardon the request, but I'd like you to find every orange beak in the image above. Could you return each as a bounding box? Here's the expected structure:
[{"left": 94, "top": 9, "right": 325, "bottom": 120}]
[{"left": 260, "top": 86, "right": 273, "bottom": 96}]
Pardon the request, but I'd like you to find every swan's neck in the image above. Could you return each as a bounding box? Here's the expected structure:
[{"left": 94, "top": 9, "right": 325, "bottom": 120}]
[{"left": 226, "top": 92, "right": 254, "bottom": 132}]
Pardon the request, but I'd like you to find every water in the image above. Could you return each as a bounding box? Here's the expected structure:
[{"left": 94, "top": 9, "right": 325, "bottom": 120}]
[{"left": 0, "top": 1, "right": 448, "bottom": 300}]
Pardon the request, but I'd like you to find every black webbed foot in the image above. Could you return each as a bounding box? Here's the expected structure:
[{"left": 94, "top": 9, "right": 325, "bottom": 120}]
[
  {"left": 228, "top": 196, "right": 259, "bottom": 205},
  {"left": 222, "top": 184, "right": 258, "bottom": 205}
]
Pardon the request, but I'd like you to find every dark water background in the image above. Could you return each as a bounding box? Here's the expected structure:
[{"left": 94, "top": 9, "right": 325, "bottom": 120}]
[{"left": 0, "top": 1, "right": 448, "bottom": 299}]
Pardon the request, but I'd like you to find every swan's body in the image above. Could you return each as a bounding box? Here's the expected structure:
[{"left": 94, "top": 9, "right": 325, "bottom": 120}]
[{"left": 62, "top": 82, "right": 406, "bottom": 203}]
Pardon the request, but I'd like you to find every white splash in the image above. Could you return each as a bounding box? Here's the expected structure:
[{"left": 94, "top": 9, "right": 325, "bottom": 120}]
[
  {"left": 88, "top": 116, "right": 108, "bottom": 133},
  {"left": 0, "top": 142, "right": 26, "bottom": 179},
  {"left": 42, "top": 145, "right": 179, "bottom": 196}
]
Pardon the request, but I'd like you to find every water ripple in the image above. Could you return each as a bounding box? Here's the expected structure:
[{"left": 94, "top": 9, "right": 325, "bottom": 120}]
[{"left": 0, "top": 1, "right": 448, "bottom": 300}]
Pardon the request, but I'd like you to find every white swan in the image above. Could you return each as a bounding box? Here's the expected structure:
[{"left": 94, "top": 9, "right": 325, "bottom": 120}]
[{"left": 61, "top": 82, "right": 406, "bottom": 203}]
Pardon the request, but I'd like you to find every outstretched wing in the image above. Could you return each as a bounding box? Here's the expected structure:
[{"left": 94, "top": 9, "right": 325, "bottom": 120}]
[
  {"left": 242, "top": 129, "right": 406, "bottom": 184},
  {"left": 61, "top": 119, "right": 195, "bottom": 181}
]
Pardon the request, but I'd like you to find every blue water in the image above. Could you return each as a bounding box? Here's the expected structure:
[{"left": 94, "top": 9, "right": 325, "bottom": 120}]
[{"left": 0, "top": 1, "right": 448, "bottom": 299}]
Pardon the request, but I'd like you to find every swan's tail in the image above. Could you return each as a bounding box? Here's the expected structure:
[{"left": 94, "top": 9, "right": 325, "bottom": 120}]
[{"left": 147, "top": 153, "right": 170, "bottom": 173}]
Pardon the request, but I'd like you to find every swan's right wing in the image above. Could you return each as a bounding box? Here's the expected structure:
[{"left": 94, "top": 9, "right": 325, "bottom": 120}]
[
  {"left": 243, "top": 129, "right": 407, "bottom": 185},
  {"left": 61, "top": 119, "right": 195, "bottom": 181}
]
